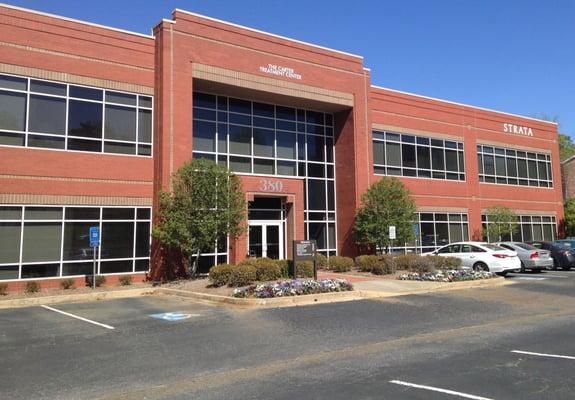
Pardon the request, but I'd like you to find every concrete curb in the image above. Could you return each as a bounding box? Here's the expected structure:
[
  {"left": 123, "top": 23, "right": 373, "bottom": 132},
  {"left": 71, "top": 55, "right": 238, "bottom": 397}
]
[
  {"left": 156, "top": 277, "right": 513, "bottom": 309},
  {"left": 0, "top": 277, "right": 512, "bottom": 310},
  {"left": 0, "top": 287, "right": 157, "bottom": 309}
]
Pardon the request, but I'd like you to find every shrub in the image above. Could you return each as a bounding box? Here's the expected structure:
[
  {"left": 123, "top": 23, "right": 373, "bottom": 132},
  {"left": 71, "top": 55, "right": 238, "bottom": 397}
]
[
  {"left": 295, "top": 261, "right": 314, "bottom": 278},
  {"left": 370, "top": 254, "right": 397, "bottom": 275},
  {"left": 239, "top": 258, "right": 282, "bottom": 282},
  {"left": 325, "top": 256, "right": 353, "bottom": 272},
  {"left": 356, "top": 255, "right": 381, "bottom": 273},
  {"left": 228, "top": 264, "right": 257, "bottom": 287},
  {"left": 0, "top": 283, "right": 8, "bottom": 296},
  {"left": 60, "top": 278, "right": 75, "bottom": 290},
  {"left": 95, "top": 276, "right": 106, "bottom": 287},
  {"left": 274, "top": 259, "right": 290, "bottom": 278},
  {"left": 119, "top": 275, "right": 133, "bottom": 286},
  {"left": 395, "top": 254, "right": 435, "bottom": 274},
  {"left": 25, "top": 281, "right": 40, "bottom": 294},
  {"left": 430, "top": 256, "right": 462, "bottom": 270},
  {"left": 394, "top": 254, "right": 418, "bottom": 270},
  {"left": 209, "top": 264, "right": 234, "bottom": 287},
  {"left": 316, "top": 253, "right": 329, "bottom": 269}
]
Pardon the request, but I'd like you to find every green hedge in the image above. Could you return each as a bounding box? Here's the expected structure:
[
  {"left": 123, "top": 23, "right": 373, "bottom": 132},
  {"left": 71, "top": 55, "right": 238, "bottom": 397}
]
[
  {"left": 356, "top": 254, "right": 396, "bottom": 275},
  {"left": 228, "top": 264, "right": 257, "bottom": 287},
  {"left": 325, "top": 256, "right": 354, "bottom": 272},
  {"left": 295, "top": 261, "right": 314, "bottom": 278},
  {"left": 209, "top": 264, "right": 235, "bottom": 287},
  {"left": 239, "top": 257, "right": 282, "bottom": 281}
]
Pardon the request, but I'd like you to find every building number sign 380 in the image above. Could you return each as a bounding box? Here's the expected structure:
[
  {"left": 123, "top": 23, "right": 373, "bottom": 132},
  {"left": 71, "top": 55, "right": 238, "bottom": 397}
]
[{"left": 260, "top": 179, "right": 283, "bottom": 192}]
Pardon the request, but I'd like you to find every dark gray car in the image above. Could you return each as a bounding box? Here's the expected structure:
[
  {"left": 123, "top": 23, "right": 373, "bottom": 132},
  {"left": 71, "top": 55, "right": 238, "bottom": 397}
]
[{"left": 496, "top": 242, "right": 553, "bottom": 272}]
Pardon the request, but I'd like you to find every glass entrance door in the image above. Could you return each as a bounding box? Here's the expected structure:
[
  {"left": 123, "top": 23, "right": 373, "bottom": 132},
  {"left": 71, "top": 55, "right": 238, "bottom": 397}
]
[{"left": 248, "top": 222, "right": 283, "bottom": 259}]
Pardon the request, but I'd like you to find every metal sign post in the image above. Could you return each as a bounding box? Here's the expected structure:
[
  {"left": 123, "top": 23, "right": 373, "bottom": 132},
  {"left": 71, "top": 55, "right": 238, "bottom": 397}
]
[
  {"left": 292, "top": 240, "right": 317, "bottom": 279},
  {"left": 413, "top": 223, "right": 420, "bottom": 254},
  {"left": 389, "top": 226, "right": 396, "bottom": 254},
  {"left": 89, "top": 226, "right": 100, "bottom": 289}
]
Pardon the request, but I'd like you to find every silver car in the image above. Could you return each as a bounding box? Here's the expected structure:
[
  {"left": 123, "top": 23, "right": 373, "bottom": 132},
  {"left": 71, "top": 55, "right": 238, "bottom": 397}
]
[{"left": 496, "top": 242, "right": 553, "bottom": 272}]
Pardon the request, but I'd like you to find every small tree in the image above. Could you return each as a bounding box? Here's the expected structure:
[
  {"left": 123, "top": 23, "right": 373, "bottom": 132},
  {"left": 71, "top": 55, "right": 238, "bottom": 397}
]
[
  {"left": 483, "top": 206, "right": 518, "bottom": 242},
  {"left": 152, "top": 159, "right": 246, "bottom": 278},
  {"left": 354, "top": 177, "right": 416, "bottom": 254},
  {"left": 564, "top": 199, "right": 575, "bottom": 237}
]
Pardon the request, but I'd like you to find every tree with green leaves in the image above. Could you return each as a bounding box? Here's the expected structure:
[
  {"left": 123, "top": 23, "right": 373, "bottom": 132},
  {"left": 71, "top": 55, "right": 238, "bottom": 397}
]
[
  {"left": 533, "top": 114, "right": 575, "bottom": 161},
  {"left": 559, "top": 134, "right": 575, "bottom": 161},
  {"left": 564, "top": 199, "right": 575, "bottom": 237},
  {"left": 151, "top": 159, "right": 246, "bottom": 279},
  {"left": 483, "top": 206, "right": 518, "bottom": 242},
  {"left": 354, "top": 177, "right": 416, "bottom": 254}
]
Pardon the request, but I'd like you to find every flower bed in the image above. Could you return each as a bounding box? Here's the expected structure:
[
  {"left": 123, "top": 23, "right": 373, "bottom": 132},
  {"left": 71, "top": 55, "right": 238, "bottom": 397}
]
[
  {"left": 233, "top": 278, "right": 353, "bottom": 298},
  {"left": 398, "top": 269, "right": 496, "bottom": 282}
]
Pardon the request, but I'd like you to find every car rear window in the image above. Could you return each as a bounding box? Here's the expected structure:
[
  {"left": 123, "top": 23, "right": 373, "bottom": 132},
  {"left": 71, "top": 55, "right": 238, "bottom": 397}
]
[
  {"left": 516, "top": 243, "right": 537, "bottom": 250},
  {"left": 482, "top": 244, "right": 505, "bottom": 251}
]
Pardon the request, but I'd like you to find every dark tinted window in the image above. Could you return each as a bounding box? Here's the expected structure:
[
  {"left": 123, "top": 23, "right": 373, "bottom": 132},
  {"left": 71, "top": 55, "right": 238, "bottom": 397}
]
[{"left": 68, "top": 100, "right": 102, "bottom": 138}]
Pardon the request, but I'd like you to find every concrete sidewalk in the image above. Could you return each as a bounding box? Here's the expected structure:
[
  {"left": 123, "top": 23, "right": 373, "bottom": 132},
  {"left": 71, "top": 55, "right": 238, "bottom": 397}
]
[{"left": 318, "top": 271, "right": 513, "bottom": 296}]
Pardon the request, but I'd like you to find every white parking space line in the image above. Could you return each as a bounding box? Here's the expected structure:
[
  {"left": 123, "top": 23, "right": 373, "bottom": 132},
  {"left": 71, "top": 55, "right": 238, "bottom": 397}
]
[
  {"left": 40, "top": 305, "right": 115, "bottom": 330},
  {"left": 512, "top": 277, "right": 547, "bottom": 281},
  {"left": 390, "top": 380, "right": 494, "bottom": 399},
  {"left": 511, "top": 350, "right": 575, "bottom": 360}
]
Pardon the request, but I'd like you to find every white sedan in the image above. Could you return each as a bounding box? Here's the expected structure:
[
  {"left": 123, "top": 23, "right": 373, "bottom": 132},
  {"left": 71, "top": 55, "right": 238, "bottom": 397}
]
[{"left": 423, "top": 241, "right": 520, "bottom": 276}]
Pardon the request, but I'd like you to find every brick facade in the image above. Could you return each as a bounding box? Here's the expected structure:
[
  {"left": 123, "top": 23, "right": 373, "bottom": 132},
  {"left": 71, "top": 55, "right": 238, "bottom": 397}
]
[{"left": 0, "top": 4, "right": 563, "bottom": 287}]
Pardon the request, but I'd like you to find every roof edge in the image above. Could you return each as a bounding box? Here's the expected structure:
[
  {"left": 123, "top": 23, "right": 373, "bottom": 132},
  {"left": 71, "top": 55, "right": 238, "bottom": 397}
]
[
  {"left": 371, "top": 85, "right": 559, "bottom": 126},
  {"left": 173, "top": 8, "right": 363, "bottom": 60},
  {"left": 0, "top": 3, "right": 155, "bottom": 39}
]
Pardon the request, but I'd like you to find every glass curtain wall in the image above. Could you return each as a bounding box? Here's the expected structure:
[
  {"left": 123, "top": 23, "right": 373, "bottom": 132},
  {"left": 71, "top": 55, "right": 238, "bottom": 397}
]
[
  {"left": 390, "top": 212, "right": 469, "bottom": 254},
  {"left": 192, "top": 92, "right": 337, "bottom": 257},
  {"left": 482, "top": 214, "right": 556, "bottom": 242},
  {"left": 373, "top": 131, "right": 465, "bottom": 181},
  {"left": 0, "top": 73, "right": 153, "bottom": 156},
  {"left": 477, "top": 144, "right": 552, "bottom": 187},
  {"left": 0, "top": 206, "right": 151, "bottom": 280}
]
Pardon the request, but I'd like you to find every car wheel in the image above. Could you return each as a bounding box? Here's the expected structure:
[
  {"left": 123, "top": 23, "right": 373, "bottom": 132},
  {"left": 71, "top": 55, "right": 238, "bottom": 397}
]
[
  {"left": 532, "top": 268, "right": 543, "bottom": 273},
  {"left": 473, "top": 262, "right": 489, "bottom": 272},
  {"left": 519, "top": 261, "right": 526, "bottom": 273},
  {"left": 563, "top": 266, "right": 571, "bottom": 271}
]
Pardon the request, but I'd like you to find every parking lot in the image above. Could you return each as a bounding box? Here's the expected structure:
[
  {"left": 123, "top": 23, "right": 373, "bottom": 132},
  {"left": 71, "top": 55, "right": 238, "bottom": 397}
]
[{"left": 1, "top": 270, "right": 575, "bottom": 399}]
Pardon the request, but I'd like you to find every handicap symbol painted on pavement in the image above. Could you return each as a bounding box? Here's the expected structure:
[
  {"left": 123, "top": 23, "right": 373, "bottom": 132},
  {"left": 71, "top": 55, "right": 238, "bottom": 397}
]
[{"left": 149, "top": 312, "right": 198, "bottom": 321}]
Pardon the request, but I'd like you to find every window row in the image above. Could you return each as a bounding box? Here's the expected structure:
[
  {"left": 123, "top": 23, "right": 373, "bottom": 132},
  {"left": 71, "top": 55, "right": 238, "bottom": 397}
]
[
  {"left": 477, "top": 145, "right": 552, "bottom": 187},
  {"left": 481, "top": 214, "right": 556, "bottom": 242},
  {"left": 193, "top": 92, "right": 334, "bottom": 129},
  {"left": 390, "top": 212, "right": 470, "bottom": 253},
  {"left": 0, "top": 206, "right": 151, "bottom": 280},
  {"left": 373, "top": 131, "right": 466, "bottom": 181},
  {"left": 0, "top": 74, "right": 152, "bottom": 156},
  {"left": 193, "top": 122, "right": 334, "bottom": 164}
]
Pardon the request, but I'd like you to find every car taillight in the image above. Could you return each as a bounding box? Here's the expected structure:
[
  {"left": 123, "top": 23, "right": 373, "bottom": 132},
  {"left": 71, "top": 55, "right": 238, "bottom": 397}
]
[
  {"left": 530, "top": 251, "right": 539, "bottom": 259},
  {"left": 492, "top": 254, "right": 508, "bottom": 259}
]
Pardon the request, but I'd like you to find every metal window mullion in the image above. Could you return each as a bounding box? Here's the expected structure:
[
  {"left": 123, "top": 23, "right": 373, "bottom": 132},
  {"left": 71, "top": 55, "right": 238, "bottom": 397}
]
[
  {"left": 24, "top": 78, "right": 30, "bottom": 147},
  {"left": 59, "top": 208, "right": 65, "bottom": 277},
  {"left": 132, "top": 216, "right": 137, "bottom": 273},
  {"left": 135, "top": 100, "right": 139, "bottom": 155},
  {"left": 101, "top": 93, "right": 106, "bottom": 154},
  {"left": 18, "top": 206, "right": 24, "bottom": 279},
  {"left": 98, "top": 207, "right": 103, "bottom": 274}
]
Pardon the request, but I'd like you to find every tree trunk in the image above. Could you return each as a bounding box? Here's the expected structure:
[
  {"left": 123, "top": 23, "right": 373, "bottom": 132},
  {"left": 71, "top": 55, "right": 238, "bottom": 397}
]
[{"left": 190, "top": 249, "right": 200, "bottom": 279}]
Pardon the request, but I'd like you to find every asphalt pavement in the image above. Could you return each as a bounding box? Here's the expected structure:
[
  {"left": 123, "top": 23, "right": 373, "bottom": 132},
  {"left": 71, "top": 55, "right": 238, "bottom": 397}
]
[{"left": 1, "top": 270, "right": 575, "bottom": 399}]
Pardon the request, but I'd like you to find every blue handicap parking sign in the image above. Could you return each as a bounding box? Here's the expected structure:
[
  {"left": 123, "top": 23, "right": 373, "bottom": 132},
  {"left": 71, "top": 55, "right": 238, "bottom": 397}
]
[
  {"left": 149, "top": 312, "right": 195, "bottom": 321},
  {"left": 89, "top": 226, "right": 100, "bottom": 247}
]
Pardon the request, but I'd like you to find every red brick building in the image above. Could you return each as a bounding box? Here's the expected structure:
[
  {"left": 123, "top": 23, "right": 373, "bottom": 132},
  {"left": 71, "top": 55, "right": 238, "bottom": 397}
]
[{"left": 0, "top": 4, "right": 563, "bottom": 288}]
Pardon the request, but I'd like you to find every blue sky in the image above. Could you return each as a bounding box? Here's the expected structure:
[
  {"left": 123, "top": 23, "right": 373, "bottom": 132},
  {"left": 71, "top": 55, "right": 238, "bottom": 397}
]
[{"left": 8, "top": 0, "right": 574, "bottom": 137}]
